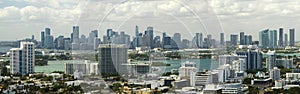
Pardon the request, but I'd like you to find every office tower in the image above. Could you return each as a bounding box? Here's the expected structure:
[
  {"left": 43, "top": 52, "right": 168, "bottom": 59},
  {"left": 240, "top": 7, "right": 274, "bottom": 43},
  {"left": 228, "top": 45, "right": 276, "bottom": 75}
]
[
  {"left": 236, "top": 49, "right": 262, "bottom": 70},
  {"left": 285, "top": 34, "right": 288, "bottom": 47},
  {"left": 199, "top": 33, "right": 203, "bottom": 48},
  {"left": 268, "top": 30, "right": 277, "bottom": 49},
  {"left": 220, "top": 33, "right": 225, "bottom": 47},
  {"left": 45, "top": 28, "right": 50, "bottom": 36},
  {"left": 43, "top": 27, "right": 54, "bottom": 49},
  {"left": 207, "top": 34, "right": 212, "bottom": 48},
  {"left": 173, "top": 33, "right": 181, "bottom": 48},
  {"left": 135, "top": 26, "right": 139, "bottom": 37},
  {"left": 181, "top": 39, "right": 189, "bottom": 49},
  {"left": 245, "top": 35, "right": 252, "bottom": 45},
  {"left": 279, "top": 28, "right": 284, "bottom": 47},
  {"left": 153, "top": 36, "right": 161, "bottom": 48},
  {"left": 146, "top": 27, "right": 154, "bottom": 48},
  {"left": 56, "top": 35, "right": 65, "bottom": 49},
  {"left": 88, "top": 30, "right": 98, "bottom": 50},
  {"left": 64, "top": 38, "right": 71, "bottom": 50},
  {"left": 10, "top": 42, "right": 35, "bottom": 75},
  {"left": 230, "top": 34, "right": 238, "bottom": 46},
  {"left": 41, "top": 31, "right": 45, "bottom": 47},
  {"left": 98, "top": 44, "right": 128, "bottom": 75},
  {"left": 240, "top": 32, "right": 245, "bottom": 45},
  {"left": 259, "top": 29, "right": 269, "bottom": 49},
  {"left": 195, "top": 33, "right": 200, "bottom": 48},
  {"left": 289, "top": 28, "right": 295, "bottom": 46},
  {"left": 72, "top": 26, "right": 80, "bottom": 44},
  {"left": 162, "top": 32, "right": 167, "bottom": 48},
  {"left": 163, "top": 37, "right": 172, "bottom": 49},
  {"left": 266, "top": 51, "right": 276, "bottom": 70},
  {"left": 270, "top": 67, "right": 280, "bottom": 80}
]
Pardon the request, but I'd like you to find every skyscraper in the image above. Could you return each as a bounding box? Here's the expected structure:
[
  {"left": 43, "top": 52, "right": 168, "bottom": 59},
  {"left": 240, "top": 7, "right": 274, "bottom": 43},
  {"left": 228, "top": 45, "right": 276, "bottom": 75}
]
[
  {"left": 41, "top": 31, "right": 45, "bottom": 47},
  {"left": 72, "top": 26, "right": 80, "bottom": 44},
  {"left": 98, "top": 44, "right": 128, "bottom": 75},
  {"left": 199, "top": 33, "right": 203, "bottom": 48},
  {"left": 146, "top": 27, "right": 154, "bottom": 48},
  {"left": 195, "top": 33, "right": 200, "bottom": 48},
  {"left": 135, "top": 25, "right": 139, "bottom": 37},
  {"left": 220, "top": 33, "right": 225, "bottom": 47},
  {"left": 259, "top": 29, "right": 269, "bottom": 49},
  {"left": 10, "top": 42, "right": 35, "bottom": 75},
  {"left": 266, "top": 51, "right": 276, "bottom": 70},
  {"left": 173, "top": 33, "right": 181, "bottom": 48},
  {"left": 44, "top": 28, "right": 53, "bottom": 49},
  {"left": 279, "top": 28, "right": 284, "bottom": 47},
  {"left": 230, "top": 34, "right": 238, "bottom": 46},
  {"left": 240, "top": 32, "right": 245, "bottom": 45},
  {"left": 268, "top": 30, "right": 277, "bottom": 49},
  {"left": 285, "top": 33, "right": 288, "bottom": 46},
  {"left": 289, "top": 28, "right": 295, "bottom": 46},
  {"left": 245, "top": 35, "right": 252, "bottom": 45},
  {"left": 236, "top": 49, "right": 262, "bottom": 70}
]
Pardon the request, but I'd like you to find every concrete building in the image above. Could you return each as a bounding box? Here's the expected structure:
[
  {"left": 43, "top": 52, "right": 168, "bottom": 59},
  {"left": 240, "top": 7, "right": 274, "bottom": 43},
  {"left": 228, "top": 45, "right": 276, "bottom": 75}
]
[
  {"left": 269, "top": 67, "right": 280, "bottom": 80},
  {"left": 266, "top": 51, "right": 276, "bottom": 70},
  {"left": 179, "top": 61, "right": 197, "bottom": 79},
  {"left": 10, "top": 42, "right": 35, "bottom": 75},
  {"left": 289, "top": 28, "right": 295, "bottom": 46},
  {"left": 98, "top": 44, "right": 128, "bottom": 76}
]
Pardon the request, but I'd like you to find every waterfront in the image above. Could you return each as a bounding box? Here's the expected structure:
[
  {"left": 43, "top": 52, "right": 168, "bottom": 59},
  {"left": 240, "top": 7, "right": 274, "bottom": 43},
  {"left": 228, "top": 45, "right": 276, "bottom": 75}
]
[
  {"left": 35, "top": 60, "right": 86, "bottom": 73},
  {"left": 34, "top": 59, "right": 219, "bottom": 73}
]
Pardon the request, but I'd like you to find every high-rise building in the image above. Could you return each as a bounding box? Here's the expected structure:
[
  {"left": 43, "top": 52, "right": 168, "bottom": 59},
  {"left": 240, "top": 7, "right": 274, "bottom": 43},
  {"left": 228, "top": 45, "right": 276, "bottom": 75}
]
[
  {"left": 98, "top": 44, "right": 128, "bottom": 75},
  {"left": 268, "top": 30, "right": 277, "bottom": 49},
  {"left": 285, "top": 33, "right": 288, "bottom": 47},
  {"left": 270, "top": 67, "right": 280, "bottom": 80},
  {"left": 45, "top": 28, "right": 50, "bottom": 36},
  {"left": 279, "top": 28, "right": 284, "bottom": 47},
  {"left": 259, "top": 29, "right": 269, "bottom": 49},
  {"left": 266, "top": 51, "right": 276, "bottom": 70},
  {"left": 173, "top": 33, "right": 181, "bottom": 48},
  {"left": 240, "top": 32, "right": 245, "bottom": 45},
  {"left": 146, "top": 27, "right": 154, "bottom": 48},
  {"left": 10, "top": 42, "right": 35, "bottom": 75},
  {"left": 230, "top": 34, "right": 238, "bottom": 46},
  {"left": 199, "top": 33, "right": 203, "bottom": 48},
  {"left": 220, "top": 33, "right": 225, "bottom": 47},
  {"left": 56, "top": 35, "right": 65, "bottom": 49},
  {"left": 289, "top": 28, "right": 295, "bottom": 46},
  {"left": 64, "top": 38, "right": 71, "bottom": 50},
  {"left": 41, "top": 31, "right": 45, "bottom": 47},
  {"left": 245, "top": 35, "right": 252, "bottom": 45},
  {"left": 72, "top": 26, "right": 80, "bottom": 44},
  {"left": 236, "top": 49, "right": 262, "bottom": 70},
  {"left": 135, "top": 26, "right": 139, "bottom": 37},
  {"left": 43, "top": 27, "right": 54, "bottom": 49},
  {"left": 179, "top": 61, "right": 197, "bottom": 79}
]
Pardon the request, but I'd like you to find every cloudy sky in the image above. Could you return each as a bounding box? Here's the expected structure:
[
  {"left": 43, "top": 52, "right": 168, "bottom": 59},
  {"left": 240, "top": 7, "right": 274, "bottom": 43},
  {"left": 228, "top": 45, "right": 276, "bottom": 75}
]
[{"left": 0, "top": 0, "right": 299, "bottom": 41}]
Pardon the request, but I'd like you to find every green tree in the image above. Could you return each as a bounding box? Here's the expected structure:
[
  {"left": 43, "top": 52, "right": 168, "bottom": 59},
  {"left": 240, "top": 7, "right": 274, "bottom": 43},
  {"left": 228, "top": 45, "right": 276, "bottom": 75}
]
[{"left": 287, "top": 87, "right": 300, "bottom": 94}]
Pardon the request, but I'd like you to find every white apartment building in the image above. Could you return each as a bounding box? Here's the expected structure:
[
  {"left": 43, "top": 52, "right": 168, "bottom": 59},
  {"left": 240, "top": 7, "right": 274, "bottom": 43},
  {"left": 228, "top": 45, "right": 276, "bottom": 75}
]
[{"left": 10, "top": 42, "right": 35, "bottom": 75}]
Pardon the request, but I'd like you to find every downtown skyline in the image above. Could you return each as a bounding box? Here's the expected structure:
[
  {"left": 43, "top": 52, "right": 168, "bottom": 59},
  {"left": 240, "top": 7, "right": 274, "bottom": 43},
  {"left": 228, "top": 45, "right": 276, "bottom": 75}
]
[{"left": 0, "top": 0, "right": 300, "bottom": 41}]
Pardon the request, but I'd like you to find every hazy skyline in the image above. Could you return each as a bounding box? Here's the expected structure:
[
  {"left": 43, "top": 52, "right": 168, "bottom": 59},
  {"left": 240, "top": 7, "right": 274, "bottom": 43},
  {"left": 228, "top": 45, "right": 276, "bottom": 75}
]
[{"left": 0, "top": 0, "right": 299, "bottom": 41}]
